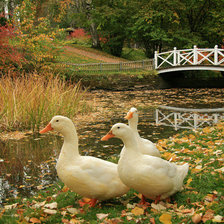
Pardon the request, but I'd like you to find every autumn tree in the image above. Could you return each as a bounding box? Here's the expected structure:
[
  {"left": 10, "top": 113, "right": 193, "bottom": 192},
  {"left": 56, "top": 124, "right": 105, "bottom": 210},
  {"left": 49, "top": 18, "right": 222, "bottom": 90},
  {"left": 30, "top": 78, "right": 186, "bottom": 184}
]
[{"left": 0, "top": 15, "right": 24, "bottom": 74}]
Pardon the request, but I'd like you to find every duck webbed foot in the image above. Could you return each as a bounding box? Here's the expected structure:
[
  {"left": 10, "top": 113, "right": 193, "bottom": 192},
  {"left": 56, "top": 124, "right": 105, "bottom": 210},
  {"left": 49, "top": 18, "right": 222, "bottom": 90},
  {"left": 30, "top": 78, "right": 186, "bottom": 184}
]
[{"left": 78, "top": 198, "right": 97, "bottom": 207}]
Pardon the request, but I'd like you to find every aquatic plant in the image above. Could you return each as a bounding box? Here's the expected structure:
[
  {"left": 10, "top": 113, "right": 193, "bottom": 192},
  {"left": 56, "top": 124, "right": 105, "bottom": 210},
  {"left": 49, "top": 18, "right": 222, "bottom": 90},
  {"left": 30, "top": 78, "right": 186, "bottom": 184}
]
[{"left": 0, "top": 74, "right": 91, "bottom": 132}]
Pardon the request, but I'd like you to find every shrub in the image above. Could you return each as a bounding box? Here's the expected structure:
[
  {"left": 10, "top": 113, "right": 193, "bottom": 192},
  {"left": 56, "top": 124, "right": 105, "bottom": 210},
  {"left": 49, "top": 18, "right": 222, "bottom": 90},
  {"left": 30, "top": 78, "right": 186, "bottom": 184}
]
[{"left": 0, "top": 14, "right": 25, "bottom": 74}]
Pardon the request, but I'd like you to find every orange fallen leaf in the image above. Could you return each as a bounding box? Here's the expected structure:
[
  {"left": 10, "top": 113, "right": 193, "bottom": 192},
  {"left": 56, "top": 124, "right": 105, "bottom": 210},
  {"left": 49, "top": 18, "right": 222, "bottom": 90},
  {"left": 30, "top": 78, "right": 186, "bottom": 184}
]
[
  {"left": 159, "top": 213, "right": 172, "bottom": 224},
  {"left": 202, "top": 209, "right": 214, "bottom": 223},
  {"left": 202, "top": 127, "right": 212, "bottom": 134},
  {"left": 62, "top": 186, "right": 70, "bottom": 192},
  {"left": 30, "top": 217, "right": 41, "bottom": 223},
  {"left": 192, "top": 214, "right": 202, "bottom": 224},
  {"left": 131, "top": 206, "right": 144, "bottom": 216},
  {"left": 70, "top": 218, "right": 81, "bottom": 224},
  {"left": 150, "top": 217, "right": 156, "bottom": 224},
  {"left": 186, "top": 178, "right": 192, "bottom": 187}
]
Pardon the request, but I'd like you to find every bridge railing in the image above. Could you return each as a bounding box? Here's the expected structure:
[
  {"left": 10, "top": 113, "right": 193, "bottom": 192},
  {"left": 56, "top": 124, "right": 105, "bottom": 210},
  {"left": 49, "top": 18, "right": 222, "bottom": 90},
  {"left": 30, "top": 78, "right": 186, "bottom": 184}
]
[
  {"left": 154, "top": 45, "right": 224, "bottom": 70},
  {"left": 61, "top": 59, "right": 153, "bottom": 73}
]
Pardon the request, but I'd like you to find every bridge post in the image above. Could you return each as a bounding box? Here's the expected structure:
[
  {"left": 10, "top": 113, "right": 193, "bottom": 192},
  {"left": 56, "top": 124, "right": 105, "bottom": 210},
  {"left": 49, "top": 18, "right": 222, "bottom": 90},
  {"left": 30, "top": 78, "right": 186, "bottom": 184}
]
[
  {"left": 193, "top": 45, "right": 198, "bottom": 65},
  {"left": 214, "top": 45, "right": 218, "bottom": 65},
  {"left": 154, "top": 51, "right": 158, "bottom": 69},
  {"left": 173, "top": 47, "right": 177, "bottom": 66}
]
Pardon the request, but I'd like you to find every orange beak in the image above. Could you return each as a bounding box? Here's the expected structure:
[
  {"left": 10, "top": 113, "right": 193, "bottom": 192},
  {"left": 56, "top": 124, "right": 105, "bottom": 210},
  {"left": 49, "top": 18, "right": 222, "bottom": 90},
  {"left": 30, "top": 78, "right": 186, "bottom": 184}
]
[
  {"left": 101, "top": 131, "right": 115, "bottom": 141},
  {"left": 124, "top": 111, "right": 133, "bottom": 120},
  {"left": 39, "top": 123, "right": 53, "bottom": 134}
]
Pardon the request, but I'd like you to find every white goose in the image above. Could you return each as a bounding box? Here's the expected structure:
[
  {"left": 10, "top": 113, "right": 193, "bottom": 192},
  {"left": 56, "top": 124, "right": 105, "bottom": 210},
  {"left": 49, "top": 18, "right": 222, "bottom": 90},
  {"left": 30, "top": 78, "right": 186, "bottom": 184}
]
[
  {"left": 121, "top": 107, "right": 160, "bottom": 157},
  {"left": 102, "top": 123, "right": 189, "bottom": 204},
  {"left": 39, "top": 116, "right": 129, "bottom": 207}
]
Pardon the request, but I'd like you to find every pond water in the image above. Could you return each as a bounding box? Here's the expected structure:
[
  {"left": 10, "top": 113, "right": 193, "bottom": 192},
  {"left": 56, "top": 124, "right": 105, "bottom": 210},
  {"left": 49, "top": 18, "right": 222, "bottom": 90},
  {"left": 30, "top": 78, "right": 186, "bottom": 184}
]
[{"left": 1, "top": 88, "right": 224, "bottom": 204}]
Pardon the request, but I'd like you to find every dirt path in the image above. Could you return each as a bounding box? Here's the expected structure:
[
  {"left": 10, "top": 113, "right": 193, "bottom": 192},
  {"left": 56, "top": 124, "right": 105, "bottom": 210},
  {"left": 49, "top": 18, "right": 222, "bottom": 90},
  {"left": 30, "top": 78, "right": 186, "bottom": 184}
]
[{"left": 64, "top": 46, "right": 127, "bottom": 63}]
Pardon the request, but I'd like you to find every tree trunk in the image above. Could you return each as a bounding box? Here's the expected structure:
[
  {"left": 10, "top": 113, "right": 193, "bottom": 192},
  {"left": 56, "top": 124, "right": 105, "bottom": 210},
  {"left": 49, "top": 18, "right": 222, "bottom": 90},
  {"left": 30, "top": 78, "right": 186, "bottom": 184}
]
[{"left": 85, "top": 0, "right": 101, "bottom": 49}]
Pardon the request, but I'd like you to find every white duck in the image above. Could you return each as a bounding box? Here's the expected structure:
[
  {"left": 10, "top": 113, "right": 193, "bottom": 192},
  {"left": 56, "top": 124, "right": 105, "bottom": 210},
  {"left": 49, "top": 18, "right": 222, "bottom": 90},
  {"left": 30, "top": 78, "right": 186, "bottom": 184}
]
[
  {"left": 101, "top": 123, "right": 189, "bottom": 204},
  {"left": 121, "top": 107, "right": 160, "bottom": 158},
  {"left": 39, "top": 116, "right": 129, "bottom": 207}
]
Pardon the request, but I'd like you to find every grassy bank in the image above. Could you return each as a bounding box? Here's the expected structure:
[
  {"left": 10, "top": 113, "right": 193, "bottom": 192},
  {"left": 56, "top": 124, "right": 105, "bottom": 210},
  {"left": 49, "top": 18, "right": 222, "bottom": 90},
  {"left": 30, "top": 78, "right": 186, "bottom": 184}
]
[
  {"left": 67, "top": 70, "right": 159, "bottom": 90},
  {"left": 1, "top": 123, "right": 223, "bottom": 223},
  {"left": 0, "top": 74, "right": 91, "bottom": 132}
]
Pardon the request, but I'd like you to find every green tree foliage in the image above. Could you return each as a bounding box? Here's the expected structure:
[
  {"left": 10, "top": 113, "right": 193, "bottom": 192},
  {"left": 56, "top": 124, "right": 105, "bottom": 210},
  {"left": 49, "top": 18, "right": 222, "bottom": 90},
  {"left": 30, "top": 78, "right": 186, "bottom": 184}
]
[
  {"left": 176, "top": 0, "right": 224, "bottom": 48},
  {"left": 92, "top": 0, "right": 135, "bottom": 56},
  {"left": 129, "top": 0, "right": 180, "bottom": 57}
]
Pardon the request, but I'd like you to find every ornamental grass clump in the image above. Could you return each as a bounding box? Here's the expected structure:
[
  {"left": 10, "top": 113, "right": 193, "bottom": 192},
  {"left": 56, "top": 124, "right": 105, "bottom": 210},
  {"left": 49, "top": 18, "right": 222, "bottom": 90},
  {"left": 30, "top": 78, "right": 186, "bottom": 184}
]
[{"left": 0, "top": 74, "right": 90, "bottom": 132}]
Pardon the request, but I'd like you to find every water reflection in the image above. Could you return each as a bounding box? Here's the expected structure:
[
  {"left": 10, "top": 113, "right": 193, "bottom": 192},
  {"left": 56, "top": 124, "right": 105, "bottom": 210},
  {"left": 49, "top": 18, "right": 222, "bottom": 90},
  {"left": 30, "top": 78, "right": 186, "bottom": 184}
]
[{"left": 0, "top": 134, "right": 62, "bottom": 204}]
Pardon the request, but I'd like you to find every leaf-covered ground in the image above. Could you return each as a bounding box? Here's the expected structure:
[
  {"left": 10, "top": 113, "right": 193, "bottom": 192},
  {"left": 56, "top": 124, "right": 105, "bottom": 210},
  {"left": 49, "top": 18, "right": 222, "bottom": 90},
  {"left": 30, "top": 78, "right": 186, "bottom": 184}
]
[{"left": 1, "top": 122, "right": 223, "bottom": 223}]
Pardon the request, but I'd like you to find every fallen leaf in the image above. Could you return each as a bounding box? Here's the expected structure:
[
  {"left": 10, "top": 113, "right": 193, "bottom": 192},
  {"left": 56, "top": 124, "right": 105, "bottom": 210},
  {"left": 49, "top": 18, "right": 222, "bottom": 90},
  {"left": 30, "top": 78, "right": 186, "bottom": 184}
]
[
  {"left": 32, "top": 200, "right": 46, "bottom": 209},
  {"left": 16, "top": 209, "right": 25, "bottom": 215},
  {"left": 150, "top": 217, "right": 156, "bottom": 224},
  {"left": 4, "top": 203, "right": 18, "bottom": 210},
  {"left": 131, "top": 206, "right": 144, "bottom": 216},
  {"left": 192, "top": 214, "right": 202, "bottom": 223},
  {"left": 159, "top": 213, "right": 172, "bottom": 224},
  {"left": 62, "top": 219, "right": 70, "bottom": 224},
  {"left": 62, "top": 186, "right": 70, "bottom": 192},
  {"left": 202, "top": 209, "right": 214, "bottom": 223},
  {"left": 181, "top": 208, "right": 194, "bottom": 215},
  {"left": 203, "top": 127, "right": 212, "bottom": 134},
  {"left": 126, "top": 203, "right": 136, "bottom": 209},
  {"left": 70, "top": 218, "right": 81, "bottom": 224},
  {"left": 67, "top": 207, "right": 79, "bottom": 215},
  {"left": 44, "top": 202, "right": 57, "bottom": 209},
  {"left": 96, "top": 213, "right": 109, "bottom": 220},
  {"left": 30, "top": 217, "right": 41, "bottom": 223},
  {"left": 43, "top": 209, "right": 57, "bottom": 215},
  {"left": 186, "top": 178, "right": 192, "bottom": 188},
  {"left": 151, "top": 203, "right": 166, "bottom": 211},
  {"left": 212, "top": 215, "right": 223, "bottom": 222}
]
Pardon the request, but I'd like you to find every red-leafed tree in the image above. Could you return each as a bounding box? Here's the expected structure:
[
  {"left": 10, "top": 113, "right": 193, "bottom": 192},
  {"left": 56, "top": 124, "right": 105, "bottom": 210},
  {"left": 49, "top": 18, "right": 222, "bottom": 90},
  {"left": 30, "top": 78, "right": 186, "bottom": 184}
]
[{"left": 0, "top": 14, "right": 25, "bottom": 75}]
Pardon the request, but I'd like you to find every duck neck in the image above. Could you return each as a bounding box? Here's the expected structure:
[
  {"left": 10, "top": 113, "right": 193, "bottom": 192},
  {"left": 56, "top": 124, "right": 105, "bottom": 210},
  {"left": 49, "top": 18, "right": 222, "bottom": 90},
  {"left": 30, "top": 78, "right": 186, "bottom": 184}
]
[
  {"left": 121, "top": 133, "right": 141, "bottom": 157},
  {"left": 59, "top": 128, "right": 80, "bottom": 161},
  {"left": 128, "top": 118, "right": 140, "bottom": 137}
]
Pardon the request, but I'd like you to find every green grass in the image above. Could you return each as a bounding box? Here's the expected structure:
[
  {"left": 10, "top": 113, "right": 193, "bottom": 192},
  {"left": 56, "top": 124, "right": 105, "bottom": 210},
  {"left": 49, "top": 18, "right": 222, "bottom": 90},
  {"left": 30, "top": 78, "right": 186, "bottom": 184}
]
[
  {"left": 1, "top": 123, "right": 223, "bottom": 223},
  {"left": 57, "top": 43, "right": 147, "bottom": 65},
  {"left": 121, "top": 47, "right": 148, "bottom": 61},
  {"left": 57, "top": 48, "right": 101, "bottom": 64}
]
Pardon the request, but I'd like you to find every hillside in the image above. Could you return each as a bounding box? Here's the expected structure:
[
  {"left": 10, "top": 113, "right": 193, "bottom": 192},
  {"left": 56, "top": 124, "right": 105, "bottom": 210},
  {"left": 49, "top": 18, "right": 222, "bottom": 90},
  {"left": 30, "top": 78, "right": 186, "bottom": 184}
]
[{"left": 64, "top": 46, "right": 128, "bottom": 63}]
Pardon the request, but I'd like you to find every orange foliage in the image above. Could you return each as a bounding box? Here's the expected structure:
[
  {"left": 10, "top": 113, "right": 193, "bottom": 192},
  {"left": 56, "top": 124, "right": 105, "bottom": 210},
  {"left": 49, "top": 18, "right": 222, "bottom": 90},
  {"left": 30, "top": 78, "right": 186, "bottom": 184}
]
[{"left": 69, "top": 28, "right": 90, "bottom": 39}]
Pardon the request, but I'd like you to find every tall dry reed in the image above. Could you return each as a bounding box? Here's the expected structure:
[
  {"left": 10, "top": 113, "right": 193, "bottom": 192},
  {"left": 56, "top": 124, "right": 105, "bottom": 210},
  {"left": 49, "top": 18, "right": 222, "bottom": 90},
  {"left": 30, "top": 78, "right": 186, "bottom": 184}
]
[{"left": 0, "top": 74, "right": 91, "bottom": 132}]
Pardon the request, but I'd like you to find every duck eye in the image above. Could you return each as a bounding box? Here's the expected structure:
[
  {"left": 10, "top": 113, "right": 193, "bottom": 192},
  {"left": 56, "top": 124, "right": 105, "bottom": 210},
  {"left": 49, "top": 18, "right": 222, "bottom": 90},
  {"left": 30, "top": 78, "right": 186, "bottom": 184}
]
[
  {"left": 56, "top": 120, "right": 59, "bottom": 122},
  {"left": 117, "top": 126, "right": 120, "bottom": 129}
]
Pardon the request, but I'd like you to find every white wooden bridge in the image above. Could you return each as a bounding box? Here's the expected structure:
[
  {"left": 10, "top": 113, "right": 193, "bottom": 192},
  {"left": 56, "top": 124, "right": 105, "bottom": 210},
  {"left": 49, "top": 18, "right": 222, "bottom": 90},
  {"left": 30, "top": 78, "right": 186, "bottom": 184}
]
[
  {"left": 155, "top": 106, "right": 224, "bottom": 130},
  {"left": 154, "top": 45, "right": 224, "bottom": 74}
]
